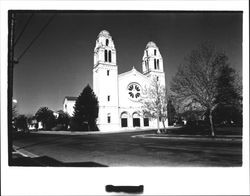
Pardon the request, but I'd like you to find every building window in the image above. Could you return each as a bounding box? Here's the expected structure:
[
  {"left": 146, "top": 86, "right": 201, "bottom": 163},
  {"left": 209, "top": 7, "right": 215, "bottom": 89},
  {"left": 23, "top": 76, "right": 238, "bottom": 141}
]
[
  {"left": 107, "top": 70, "right": 109, "bottom": 76},
  {"left": 108, "top": 95, "right": 110, "bottom": 101},
  {"left": 156, "top": 76, "right": 159, "bottom": 81},
  {"left": 107, "top": 114, "right": 111, "bottom": 123},
  {"left": 106, "top": 39, "right": 109, "bottom": 46},
  {"left": 128, "top": 83, "right": 141, "bottom": 101},
  {"left": 105, "top": 50, "right": 108, "bottom": 62},
  {"left": 157, "top": 59, "right": 159, "bottom": 69},
  {"left": 144, "top": 118, "right": 149, "bottom": 127},
  {"left": 154, "top": 49, "right": 157, "bottom": 55},
  {"left": 154, "top": 59, "right": 157, "bottom": 69},
  {"left": 146, "top": 60, "right": 149, "bottom": 71},
  {"left": 109, "top": 50, "right": 112, "bottom": 62}
]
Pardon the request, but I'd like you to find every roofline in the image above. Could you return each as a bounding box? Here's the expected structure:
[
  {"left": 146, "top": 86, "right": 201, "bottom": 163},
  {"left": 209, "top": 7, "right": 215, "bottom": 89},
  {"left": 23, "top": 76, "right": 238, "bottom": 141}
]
[
  {"left": 119, "top": 67, "right": 148, "bottom": 80},
  {"left": 63, "top": 96, "right": 77, "bottom": 103}
]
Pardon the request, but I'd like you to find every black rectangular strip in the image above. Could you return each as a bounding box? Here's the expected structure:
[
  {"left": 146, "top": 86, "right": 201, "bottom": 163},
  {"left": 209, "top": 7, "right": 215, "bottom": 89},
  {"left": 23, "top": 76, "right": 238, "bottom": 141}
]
[{"left": 106, "top": 185, "right": 144, "bottom": 194}]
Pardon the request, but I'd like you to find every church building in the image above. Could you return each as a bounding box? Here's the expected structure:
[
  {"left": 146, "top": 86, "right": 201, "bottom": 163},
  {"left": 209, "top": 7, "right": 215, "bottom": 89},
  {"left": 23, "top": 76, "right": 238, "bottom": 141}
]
[{"left": 63, "top": 30, "right": 168, "bottom": 131}]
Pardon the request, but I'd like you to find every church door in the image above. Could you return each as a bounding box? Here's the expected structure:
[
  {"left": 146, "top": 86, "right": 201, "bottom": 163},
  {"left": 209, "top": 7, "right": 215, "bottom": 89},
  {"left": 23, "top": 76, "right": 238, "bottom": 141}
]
[
  {"left": 121, "top": 112, "right": 128, "bottom": 128},
  {"left": 132, "top": 113, "right": 140, "bottom": 127},
  {"left": 121, "top": 118, "right": 128, "bottom": 127}
]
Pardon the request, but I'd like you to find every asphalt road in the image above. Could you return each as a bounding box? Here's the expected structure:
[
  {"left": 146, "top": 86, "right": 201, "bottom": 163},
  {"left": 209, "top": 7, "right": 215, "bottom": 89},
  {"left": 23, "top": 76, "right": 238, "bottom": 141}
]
[{"left": 12, "top": 130, "right": 242, "bottom": 167}]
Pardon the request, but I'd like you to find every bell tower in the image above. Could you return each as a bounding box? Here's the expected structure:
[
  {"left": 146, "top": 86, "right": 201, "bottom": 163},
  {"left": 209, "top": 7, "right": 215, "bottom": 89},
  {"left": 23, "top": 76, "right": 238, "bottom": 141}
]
[
  {"left": 142, "top": 41, "right": 166, "bottom": 87},
  {"left": 93, "top": 30, "right": 119, "bottom": 131}
]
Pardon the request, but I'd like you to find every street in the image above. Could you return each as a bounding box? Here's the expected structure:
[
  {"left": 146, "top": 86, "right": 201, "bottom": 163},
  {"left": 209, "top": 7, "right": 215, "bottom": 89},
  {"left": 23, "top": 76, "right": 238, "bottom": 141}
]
[{"left": 12, "top": 130, "right": 242, "bottom": 167}]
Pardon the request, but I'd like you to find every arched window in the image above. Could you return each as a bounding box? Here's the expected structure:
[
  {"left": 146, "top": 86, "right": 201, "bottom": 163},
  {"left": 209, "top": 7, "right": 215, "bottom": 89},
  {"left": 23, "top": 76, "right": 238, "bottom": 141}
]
[
  {"left": 105, "top": 50, "right": 108, "bottom": 62},
  {"left": 106, "top": 39, "right": 109, "bottom": 46},
  {"left": 154, "top": 49, "right": 157, "bottom": 56},
  {"left": 109, "top": 50, "right": 112, "bottom": 62},
  {"left": 145, "top": 60, "right": 149, "bottom": 71}
]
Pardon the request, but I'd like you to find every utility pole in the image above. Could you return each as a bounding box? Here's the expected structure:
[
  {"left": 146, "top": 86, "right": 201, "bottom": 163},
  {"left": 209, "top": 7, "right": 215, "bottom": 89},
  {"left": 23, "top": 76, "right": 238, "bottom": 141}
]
[{"left": 8, "top": 11, "right": 15, "bottom": 165}]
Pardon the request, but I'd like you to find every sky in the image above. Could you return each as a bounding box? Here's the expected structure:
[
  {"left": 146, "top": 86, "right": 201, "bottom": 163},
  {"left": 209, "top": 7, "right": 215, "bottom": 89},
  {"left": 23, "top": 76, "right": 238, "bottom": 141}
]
[{"left": 12, "top": 11, "right": 242, "bottom": 115}]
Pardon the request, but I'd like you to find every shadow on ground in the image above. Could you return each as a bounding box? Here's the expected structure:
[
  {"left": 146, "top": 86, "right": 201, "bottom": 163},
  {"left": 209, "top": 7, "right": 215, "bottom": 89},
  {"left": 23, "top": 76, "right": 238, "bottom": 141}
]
[{"left": 11, "top": 154, "right": 108, "bottom": 167}]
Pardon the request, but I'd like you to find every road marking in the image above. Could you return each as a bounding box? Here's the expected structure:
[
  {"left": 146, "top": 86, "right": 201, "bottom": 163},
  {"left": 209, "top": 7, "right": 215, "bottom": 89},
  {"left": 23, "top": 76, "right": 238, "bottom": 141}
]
[{"left": 13, "top": 145, "right": 39, "bottom": 158}]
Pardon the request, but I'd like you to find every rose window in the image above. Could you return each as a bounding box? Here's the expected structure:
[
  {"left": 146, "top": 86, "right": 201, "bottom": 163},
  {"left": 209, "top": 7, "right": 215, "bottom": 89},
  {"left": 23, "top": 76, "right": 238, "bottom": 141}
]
[{"left": 128, "top": 83, "right": 141, "bottom": 101}]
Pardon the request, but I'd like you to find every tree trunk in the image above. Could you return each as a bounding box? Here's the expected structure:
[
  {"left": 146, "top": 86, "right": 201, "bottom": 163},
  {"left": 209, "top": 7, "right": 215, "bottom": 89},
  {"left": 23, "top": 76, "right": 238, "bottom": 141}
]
[
  {"left": 209, "top": 110, "right": 215, "bottom": 137},
  {"left": 162, "top": 118, "right": 167, "bottom": 134},
  {"left": 157, "top": 116, "right": 160, "bottom": 134}
]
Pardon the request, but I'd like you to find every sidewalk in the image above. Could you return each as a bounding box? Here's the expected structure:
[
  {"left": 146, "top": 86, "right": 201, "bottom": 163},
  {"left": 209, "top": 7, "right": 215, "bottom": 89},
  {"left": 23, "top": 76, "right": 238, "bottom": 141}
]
[{"left": 30, "top": 128, "right": 152, "bottom": 135}]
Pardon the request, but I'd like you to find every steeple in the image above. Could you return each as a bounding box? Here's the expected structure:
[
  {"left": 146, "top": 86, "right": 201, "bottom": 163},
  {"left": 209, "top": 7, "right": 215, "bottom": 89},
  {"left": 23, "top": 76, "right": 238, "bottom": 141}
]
[
  {"left": 142, "top": 41, "right": 164, "bottom": 74},
  {"left": 142, "top": 41, "right": 165, "bottom": 86},
  {"left": 94, "top": 30, "right": 116, "bottom": 67}
]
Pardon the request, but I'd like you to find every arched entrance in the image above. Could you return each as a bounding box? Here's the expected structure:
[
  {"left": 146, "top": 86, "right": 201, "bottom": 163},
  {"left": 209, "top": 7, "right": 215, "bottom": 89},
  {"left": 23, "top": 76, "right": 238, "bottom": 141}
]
[
  {"left": 121, "top": 112, "right": 128, "bottom": 128},
  {"left": 132, "top": 112, "right": 140, "bottom": 127}
]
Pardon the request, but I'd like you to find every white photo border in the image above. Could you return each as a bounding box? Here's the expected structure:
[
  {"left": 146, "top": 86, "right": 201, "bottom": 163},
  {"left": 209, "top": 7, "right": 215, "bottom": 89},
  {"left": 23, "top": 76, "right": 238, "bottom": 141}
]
[{"left": 1, "top": 0, "right": 249, "bottom": 195}]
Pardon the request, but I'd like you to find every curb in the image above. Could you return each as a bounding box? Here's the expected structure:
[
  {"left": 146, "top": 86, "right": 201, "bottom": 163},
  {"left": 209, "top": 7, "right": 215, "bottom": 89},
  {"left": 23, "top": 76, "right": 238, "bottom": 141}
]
[
  {"left": 30, "top": 129, "right": 153, "bottom": 135},
  {"left": 132, "top": 134, "right": 242, "bottom": 142}
]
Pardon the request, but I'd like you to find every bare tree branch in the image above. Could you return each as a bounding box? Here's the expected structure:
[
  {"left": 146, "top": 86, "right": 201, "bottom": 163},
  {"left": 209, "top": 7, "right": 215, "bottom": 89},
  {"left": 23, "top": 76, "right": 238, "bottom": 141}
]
[{"left": 170, "top": 42, "right": 229, "bottom": 136}]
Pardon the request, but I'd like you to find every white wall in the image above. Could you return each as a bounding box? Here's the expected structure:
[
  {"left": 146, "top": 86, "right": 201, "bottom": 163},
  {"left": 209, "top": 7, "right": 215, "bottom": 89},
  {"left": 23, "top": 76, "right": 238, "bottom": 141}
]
[{"left": 63, "top": 99, "right": 76, "bottom": 116}]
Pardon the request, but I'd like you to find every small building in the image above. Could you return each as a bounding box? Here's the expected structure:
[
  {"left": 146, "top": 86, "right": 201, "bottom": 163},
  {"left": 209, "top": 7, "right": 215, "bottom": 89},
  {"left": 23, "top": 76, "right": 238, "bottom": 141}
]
[{"left": 63, "top": 96, "right": 77, "bottom": 117}]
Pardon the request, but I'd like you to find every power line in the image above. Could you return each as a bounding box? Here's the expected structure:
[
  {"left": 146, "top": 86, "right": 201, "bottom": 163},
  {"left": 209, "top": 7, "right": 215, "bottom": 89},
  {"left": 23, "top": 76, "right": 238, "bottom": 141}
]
[
  {"left": 14, "top": 13, "right": 34, "bottom": 46},
  {"left": 16, "top": 14, "right": 56, "bottom": 62}
]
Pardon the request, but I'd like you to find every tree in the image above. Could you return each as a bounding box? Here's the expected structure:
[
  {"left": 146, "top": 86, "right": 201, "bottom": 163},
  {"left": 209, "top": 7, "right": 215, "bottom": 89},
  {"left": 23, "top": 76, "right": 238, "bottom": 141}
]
[
  {"left": 57, "top": 110, "right": 70, "bottom": 130},
  {"left": 72, "top": 84, "right": 99, "bottom": 131},
  {"left": 214, "top": 65, "right": 242, "bottom": 125},
  {"left": 140, "top": 77, "right": 168, "bottom": 134},
  {"left": 27, "top": 115, "right": 35, "bottom": 124},
  {"left": 15, "top": 115, "right": 28, "bottom": 131},
  {"left": 170, "top": 42, "right": 229, "bottom": 136},
  {"left": 167, "top": 98, "right": 176, "bottom": 126},
  {"left": 35, "top": 107, "right": 56, "bottom": 130}
]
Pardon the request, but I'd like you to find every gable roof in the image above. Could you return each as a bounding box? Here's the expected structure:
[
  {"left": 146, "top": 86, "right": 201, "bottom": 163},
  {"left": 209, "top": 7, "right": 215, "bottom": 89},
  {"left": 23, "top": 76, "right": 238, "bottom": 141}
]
[{"left": 119, "top": 66, "right": 148, "bottom": 80}]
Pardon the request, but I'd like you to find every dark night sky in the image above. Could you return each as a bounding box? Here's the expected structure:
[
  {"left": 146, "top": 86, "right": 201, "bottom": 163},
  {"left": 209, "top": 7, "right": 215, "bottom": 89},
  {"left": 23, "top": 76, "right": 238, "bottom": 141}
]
[{"left": 13, "top": 11, "right": 242, "bottom": 115}]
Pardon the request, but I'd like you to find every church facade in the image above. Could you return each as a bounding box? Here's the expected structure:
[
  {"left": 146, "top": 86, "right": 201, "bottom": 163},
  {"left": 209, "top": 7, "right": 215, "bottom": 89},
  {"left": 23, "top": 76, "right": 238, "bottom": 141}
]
[{"left": 63, "top": 30, "right": 168, "bottom": 131}]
